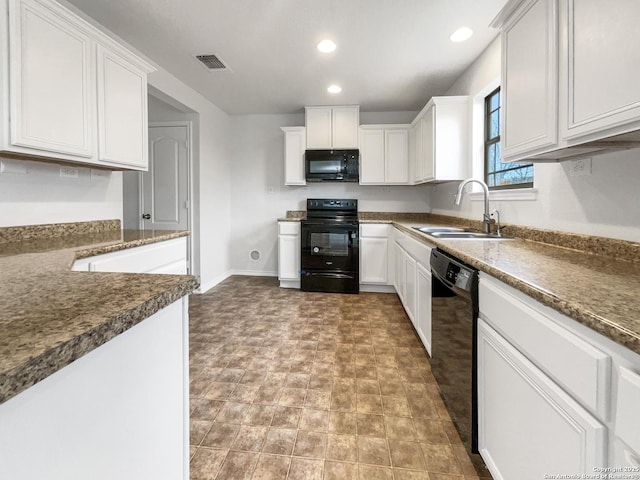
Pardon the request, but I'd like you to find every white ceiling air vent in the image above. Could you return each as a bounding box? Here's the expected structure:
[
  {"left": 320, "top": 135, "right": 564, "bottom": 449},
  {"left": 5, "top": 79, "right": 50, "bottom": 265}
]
[{"left": 193, "top": 54, "right": 232, "bottom": 72}]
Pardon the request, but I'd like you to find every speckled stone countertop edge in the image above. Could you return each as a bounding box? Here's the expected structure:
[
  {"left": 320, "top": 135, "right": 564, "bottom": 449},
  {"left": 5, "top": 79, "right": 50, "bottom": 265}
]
[
  {"left": 0, "top": 276, "right": 199, "bottom": 405},
  {"left": 0, "top": 219, "right": 121, "bottom": 243},
  {"left": 394, "top": 222, "right": 640, "bottom": 356},
  {"left": 0, "top": 221, "right": 198, "bottom": 406}
]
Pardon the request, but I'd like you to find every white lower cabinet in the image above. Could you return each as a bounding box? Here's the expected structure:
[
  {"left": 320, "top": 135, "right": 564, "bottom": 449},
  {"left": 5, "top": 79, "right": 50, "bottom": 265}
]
[
  {"left": 0, "top": 298, "right": 190, "bottom": 480},
  {"left": 392, "top": 227, "right": 433, "bottom": 354},
  {"left": 476, "top": 275, "right": 640, "bottom": 479},
  {"left": 360, "top": 223, "right": 393, "bottom": 288},
  {"left": 72, "top": 237, "right": 187, "bottom": 274},
  {"left": 415, "top": 262, "right": 432, "bottom": 355},
  {"left": 478, "top": 318, "right": 607, "bottom": 480},
  {"left": 278, "top": 221, "right": 300, "bottom": 288},
  {"left": 614, "top": 367, "right": 640, "bottom": 467}
]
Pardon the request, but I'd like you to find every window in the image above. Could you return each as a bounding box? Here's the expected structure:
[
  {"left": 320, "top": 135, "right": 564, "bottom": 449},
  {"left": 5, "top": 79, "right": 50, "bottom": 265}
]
[{"left": 484, "top": 88, "right": 533, "bottom": 189}]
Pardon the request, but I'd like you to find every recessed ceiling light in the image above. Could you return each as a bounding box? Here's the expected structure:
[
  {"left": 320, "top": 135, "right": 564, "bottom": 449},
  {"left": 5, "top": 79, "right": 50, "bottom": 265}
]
[
  {"left": 450, "top": 27, "right": 473, "bottom": 43},
  {"left": 317, "top": 39, "right": 337, "bottom": 53},
  {"left": 327, "top": 85, "right": 342, "bottom": 94}
]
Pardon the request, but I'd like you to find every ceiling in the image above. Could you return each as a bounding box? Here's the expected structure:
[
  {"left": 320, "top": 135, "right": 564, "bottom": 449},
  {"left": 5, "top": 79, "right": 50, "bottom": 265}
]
[{"left": 65, "top": 0, "right": 508, "bottom": 115}]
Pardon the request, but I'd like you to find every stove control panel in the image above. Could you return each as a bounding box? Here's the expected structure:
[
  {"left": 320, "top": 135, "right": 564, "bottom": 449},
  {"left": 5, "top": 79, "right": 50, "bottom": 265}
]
[{"left": 307, "top": 198, "right": 358, "bottom": 211}]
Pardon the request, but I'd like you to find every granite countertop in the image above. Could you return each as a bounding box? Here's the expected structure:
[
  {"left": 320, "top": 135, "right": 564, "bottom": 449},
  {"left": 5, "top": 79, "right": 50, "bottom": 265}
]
[
  {"left": 280, "top": 211, "right": 640, "bottom": 356},
  {"left": 0, "top": 223, "right": 199, "bottom": 405}
]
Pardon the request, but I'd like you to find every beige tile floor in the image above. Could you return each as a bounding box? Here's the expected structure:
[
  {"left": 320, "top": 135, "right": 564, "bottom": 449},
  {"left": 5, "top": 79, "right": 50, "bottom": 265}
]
[{"left": 189, "top": 276, "right": 491, "bottom": 480}]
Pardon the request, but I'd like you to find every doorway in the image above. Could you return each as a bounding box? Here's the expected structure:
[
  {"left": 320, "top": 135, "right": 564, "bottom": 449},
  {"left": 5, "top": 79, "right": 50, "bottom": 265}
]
[{"left": 122, "top": 92, "right": 195, "bottom": 275}]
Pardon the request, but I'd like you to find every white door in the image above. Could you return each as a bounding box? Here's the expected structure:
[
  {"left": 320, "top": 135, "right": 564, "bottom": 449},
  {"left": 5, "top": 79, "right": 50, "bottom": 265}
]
[{"left": 141, "top": 124, "right": 189, "bottom": 231}]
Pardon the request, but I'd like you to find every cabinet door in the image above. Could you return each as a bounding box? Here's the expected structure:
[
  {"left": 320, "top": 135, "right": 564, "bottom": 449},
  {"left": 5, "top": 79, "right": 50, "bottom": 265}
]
[
  {"left": 97, "top": 45, "right": 148, "bottom": 169},
  {"left": 305, "top": 107, "right": 332, "bottom": 149},
  {"left": 615, "top": 367, "right": 640, "bottom": 458},
  {"left": 410, "top": 121, "right": 423, "bottom": 184},
  {"left": 501, "top": 0, "right": 558, "bottom": 160},
  {"left": 359, "top": 129, "right": 385, "bottom": 184},
  {"left": 416, "top": 262, "right": 432, "bottom": 355},
  {"left": 420, "top": 112, "right": 435, "bottom": 182},
  {"left": 283, "top": 127, "right": 306, "bottom": 185},
  {"left": 360, "top": 237, "right": 388, "bottom": 284},
  {"left": 394, "top": 242, "right": 405, "bottom": 301},
  {"left": 563, "top": 0, "right": 640, "bottom": 140},
  {"left": 8, "top": 0, "right": 94, "bottom": 158},
  {"left": 384, "top": 129, "right": 409, "bottom": 184},
  {"left": 404, "top": 250, "right": 417, "bottom": 326},
  {"left": 332, "top": 106, "right": 359, "bottom": 148},
  {"left": 478, "top": 320, "right": 606, "bottom": 480},
  {"left": 278, "top": 234, "right": 300, "bottom": 281}
]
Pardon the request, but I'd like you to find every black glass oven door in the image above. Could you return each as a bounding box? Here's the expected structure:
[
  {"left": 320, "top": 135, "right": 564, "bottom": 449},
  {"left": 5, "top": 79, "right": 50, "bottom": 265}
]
[{"left": 301, "top": 223, "right": 358, "bottom": 272}]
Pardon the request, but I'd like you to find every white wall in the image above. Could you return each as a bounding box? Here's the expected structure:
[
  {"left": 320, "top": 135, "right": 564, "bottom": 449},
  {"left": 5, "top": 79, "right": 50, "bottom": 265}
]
[
  {"left": 228, "top": 112, "right": 429, "bottom": 276},
  {"left": 429, "top": 38, "right": 640, "bottom": 242},
  {"left": 0, "top": 159, "right": 122, "bottom": 227},
  {"left": 147, "top": 69, "right": 232, "bottom": 292}
]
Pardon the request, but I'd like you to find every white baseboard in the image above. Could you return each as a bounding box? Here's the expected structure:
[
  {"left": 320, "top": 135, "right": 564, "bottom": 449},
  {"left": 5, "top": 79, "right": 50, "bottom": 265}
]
[
  {"left": 230, "top": 269, "right": 278, "bottom": 277},
  {"left": 195, "top": 271, "right": 232, "bottom": 294},
  {"left": 360, "top": 284, "right": 396, "bottom": 293},
  {"left": 195, "top": 270, "right": 279, "bottom": 294},
  {"left": 279, "top": 280, "right": 301, "bottom": 289}
]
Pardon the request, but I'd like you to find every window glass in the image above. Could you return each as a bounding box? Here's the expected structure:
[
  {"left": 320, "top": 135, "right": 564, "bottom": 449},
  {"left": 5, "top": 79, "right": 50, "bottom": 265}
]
[{"left": 484, "top": 88, "right": 533, "bottom": 189}]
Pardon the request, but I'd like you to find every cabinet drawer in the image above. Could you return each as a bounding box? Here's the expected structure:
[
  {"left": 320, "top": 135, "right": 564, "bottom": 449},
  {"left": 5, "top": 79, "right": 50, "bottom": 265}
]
[
  {"left": 278, "top": 222, "right": 300, "bottom": 235},
  {"left": 479, "top": 276, "right": 610, "bottom": 417},
  {"left": 615, "top": 367, "right": 640, "bottom": 456},
  {"left": 360, "top": 223, "right": 389, "bottom": 238},
  {"left": 394, "top": 228, "right": 432, "bottom": 267}
]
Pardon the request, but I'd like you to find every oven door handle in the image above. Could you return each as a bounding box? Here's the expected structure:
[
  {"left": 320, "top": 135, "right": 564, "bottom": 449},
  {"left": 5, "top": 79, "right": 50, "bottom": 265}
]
[{"left": 302, "top": 272, "right": 355, "bottom": 279}]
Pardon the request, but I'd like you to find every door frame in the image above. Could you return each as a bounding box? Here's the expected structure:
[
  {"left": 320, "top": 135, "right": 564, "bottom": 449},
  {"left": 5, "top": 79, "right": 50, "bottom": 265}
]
[{"left": 139, "top": 121, "right": 194, "bottom": 275}]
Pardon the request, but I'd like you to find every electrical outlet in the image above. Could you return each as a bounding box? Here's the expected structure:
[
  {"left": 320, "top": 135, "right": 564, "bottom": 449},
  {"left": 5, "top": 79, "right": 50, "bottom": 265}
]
[
  {"left": 59, "top": 166, "right": 79, "bottom": 178},
  {"left": 90, "top": 168, "right": 111, "bottom": 180},
  {"left": 567, "top": 158, "right": 592, "bottom": 176},
  {"left": 0, "top": 160, "right": 28, "bottom": 174}
]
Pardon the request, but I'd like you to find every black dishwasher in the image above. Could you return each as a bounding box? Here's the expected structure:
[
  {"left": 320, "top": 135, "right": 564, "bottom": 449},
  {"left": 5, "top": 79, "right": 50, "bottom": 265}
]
[{"left": 430, "top": 248, "right": 491, "bottom": 478}]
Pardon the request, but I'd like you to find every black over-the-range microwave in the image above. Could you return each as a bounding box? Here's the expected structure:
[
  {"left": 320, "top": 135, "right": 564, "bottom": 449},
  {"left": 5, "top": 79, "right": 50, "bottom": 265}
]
[{"left": 305, "top": 149, "right": 359, "bottom": 182}]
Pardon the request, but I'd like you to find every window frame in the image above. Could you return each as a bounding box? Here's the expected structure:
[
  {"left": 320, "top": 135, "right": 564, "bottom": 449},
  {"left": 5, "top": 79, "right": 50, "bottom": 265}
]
[{"left": 484, "top": 87, "right": 533, "bottom": 190}]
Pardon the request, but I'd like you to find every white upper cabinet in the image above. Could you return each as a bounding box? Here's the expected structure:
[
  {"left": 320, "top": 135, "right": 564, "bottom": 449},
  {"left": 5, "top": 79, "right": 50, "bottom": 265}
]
[
  {"left": 1, "top": 0, "right": 155, "bottom": 170},
  {"left": 305, "top": 105, "right": 359, "bottom": 149},
  {"left": 499, "top": 0, "right": 558, "bottom": 160},
  {"left": 493, "top": 0, "right": 640, "bottom": 162},
  {"left": 281, "top": 126, "right": 306, "bottom": 185},
  {"left": 562, "top": 0, "right": 640, "bottom": 140},
  {"left": 8, "top": 0, "right": 94, "bottom": 158},
  {"left": 96, "top": 45, "right": 149, "bottom": 169},
  {"left": 359, "top": 125, "right": 409, "bottom": 185},
  {"left": 410, "top": 96, "right": 469, "bottom": 183}
]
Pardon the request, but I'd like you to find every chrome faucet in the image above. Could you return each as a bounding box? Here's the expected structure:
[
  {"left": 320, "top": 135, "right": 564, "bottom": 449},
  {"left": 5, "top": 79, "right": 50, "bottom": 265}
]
[{"left": 454, "top": 178, "right": 493, "bottom": 233}]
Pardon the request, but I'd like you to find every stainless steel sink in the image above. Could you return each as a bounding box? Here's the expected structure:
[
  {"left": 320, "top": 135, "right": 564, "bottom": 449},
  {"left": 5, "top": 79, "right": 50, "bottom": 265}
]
[
  {"left": 412, "top": 226, "right": 511, "bottom": 240},
  {"left": 413, "top": 226, "right": 467, "bottom": 234}
]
